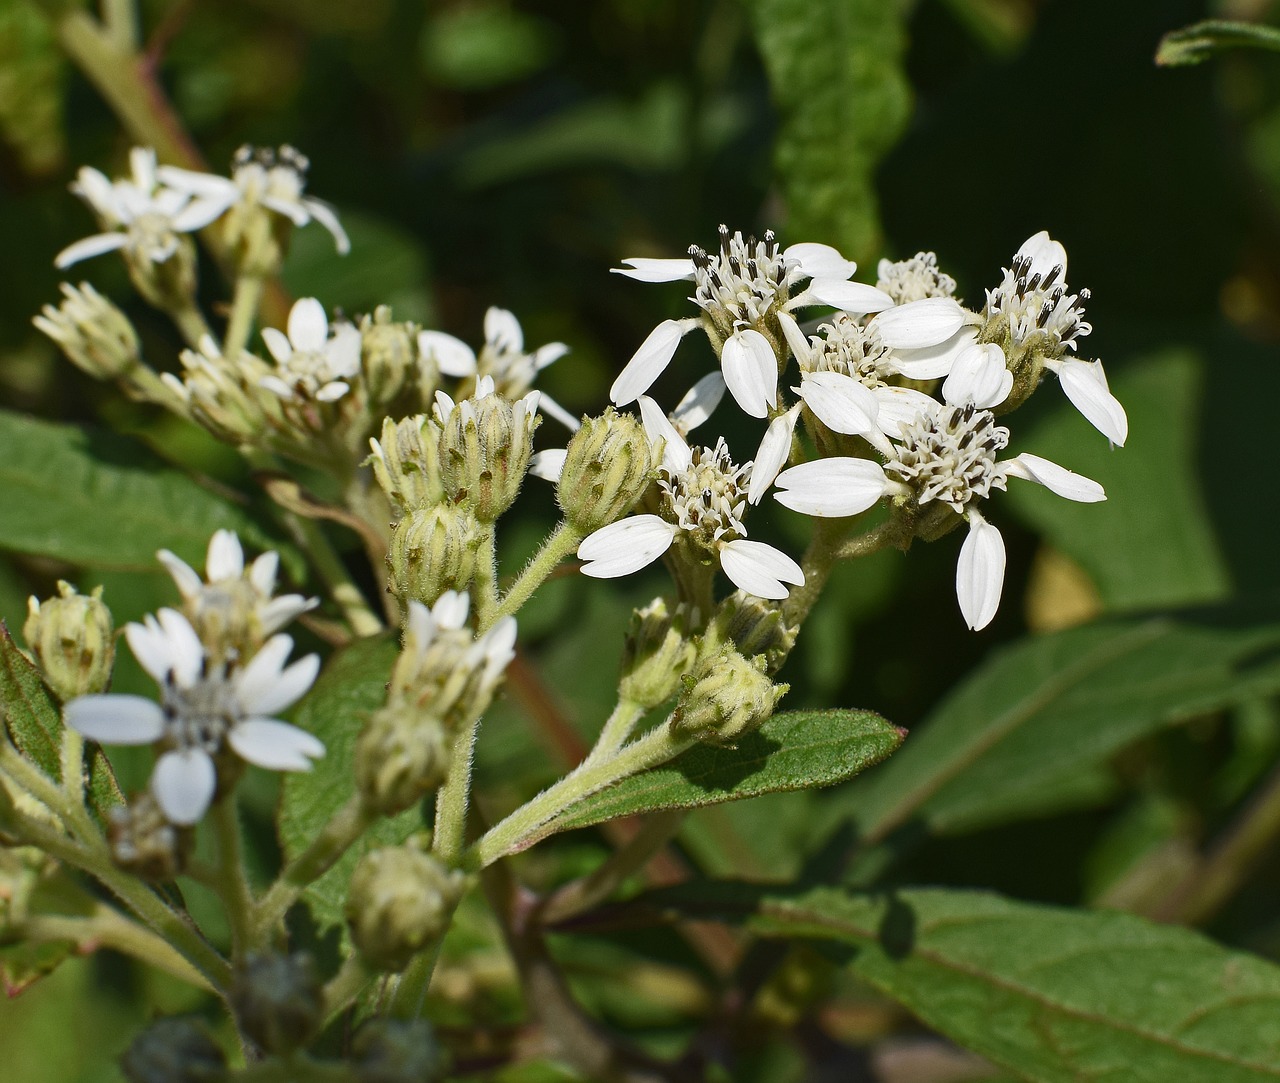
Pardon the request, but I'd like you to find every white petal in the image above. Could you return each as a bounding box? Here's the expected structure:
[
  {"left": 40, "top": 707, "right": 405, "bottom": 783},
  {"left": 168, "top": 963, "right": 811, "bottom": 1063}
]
[
  {"left": 1054, "top": 359, "right": 1128, "bottom": 446},
  {"left": 875, "top": 297, "right": 967, "bottom": 350},
  {"left": 129, "top": 147, "right": 158, "bottom": 192},
  {"left": 229, "top": 719, "right": 324, "bottom": 771},
  {"left": 261, "top": 326, "right": 294, "bottom": 364},
  {"left": 259, "top": 595, "right": 317, "bottom": 636},
  {"left": 154, "top": 609, "right": 204, "bottom": 687},
  {"left": 156, "top": 165, "right": 237, "bottom": 199},
  {"left": 415, "top": 332, "right": 475, "bottom": 384},
  {"left": 748, "top": 406, "right": 800, "bottom": 504},
  {"left": 1002, "top": 453, "right": 1105, "bottom": 503},
  {"left": 65, "top": 695, "right": 165, "bottom": 744},
  {"left": 302, "top": 198, "right": 350, "bottom": 254},
  {"left": 124, "top": 617, "right": 173, "bottom": 684},
  {"left": 1016, "top": 230, "right": 1067, "bottom": 280},
  {"left": 325, "top": 323, "right": 363, "bottom": 378},
  {"left": 783, "top": 242, "right": 856, "bottom": 281},
  {"left": 888, "top": 328, "right": 977, "bottom": 381},
  {"left": 872, "top": 386, "right": 936, "bottom": 438},
  {"left": 54, "top": 232, "right": 127, "bottom": 268},
  {"left": 150, "top": 749, "right": 216, "bottom": 826},
  {"left": 249, "top": 551, "right": 280, "bottom": 597},
  {"left": 157, "top": 549, "right": 203, "bottom": 599},
  {"left": 799, "top": 372, "right": 891, "bottom": 455},
  {"left": 719, "top": 539, "right": 804, "bottom": 600},
  {"left": 529, "top": 448, "right": 567, "bottom": 482},
  {"left": 73, "top": 167, "right": 119, "bottom": 218},
  {"left": 287, "top": 298, "right": 329, "bottom": 352},
  {"left": 239, "top": 642, "right": 319, "bottom": 717},
  {"left": 611, "top": 257, "right": 697, "bottom": 283},
  {"left": 532, "top": 341, "right": 571, "bottom": 370},
  {"left": 639, "top": 396, "right": 692, "bottom": 473},
  {"left": 206, "top": 529, "right": 244, "bottom": 582},
  {"left": 484, "top": 306, "right": 524, "bottom": 353},
  {"left": 610, "top": 319, "right": 693, "bottom": 405},
  {"left": 956, "top": 513, "right": 1005, "bottom": 631},
  {"left": 776, "top": 310, "right": 813, "bottom": 367},
  {"left": 671, "top": 371, "right": 725, "bottom": 433},
  {"left": 536, "top": 393, "right": 581, "bottom": 432},
  {"left": 773, "top": 458, "right": 890, "bottom": 517},
  {"left": 315, "top": 381, "right": 350, "bottom": 402},
  {"left": 804, "top": 279, "right": 895, "bottom": 315},
  {"left": 941, "top": 343, "right": 1012, "bottom": 409},
  {"left": 171, "top": 194, "right": 233, "bottom": 232},
  {"left": 721, "top": 329, "right": 777, "bottom": 418},
  {"left": 262, "top": 193, "right": 309, "bottom": 226},
  {"left": 433, "top": 590, "right": 470, "bottom": 630},
  {"left": 577, "top": 515, "right": 676, "bottom": 578}
]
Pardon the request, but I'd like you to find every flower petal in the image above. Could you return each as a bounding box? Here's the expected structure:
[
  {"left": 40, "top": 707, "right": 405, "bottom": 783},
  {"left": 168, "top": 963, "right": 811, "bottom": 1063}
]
[
  {"left": 610, "top": 319, "right": 694, "bottom": 405},
  {"left": 54, "top": 232, "right": 127, "bottom": 269},
  {"left": 577, "top": 515, "right": 676, "bottom": 578},
  {"left": 1053, "top": 359, "right": 1128, "bottom": 446},
  {"left": 154, "top": 609, "right": 204, "bottom": 687},
  {"left": 157, "top": 549, "right": 203, "bottom": 599},
  {"left": 156, "top": 165, "right": 237, "bottom": 198},
  {"left": 536, "top": 392, "right": 581, "bottom": 432},
  {"left": 259, "top": 595, "right": 318, "bottom": 636},
  {"left": 65, "top": 695, "right": 165, "bottom": 745},
  {"left": 888, "top": 328, "right": 977, "bottom": 381},
  {"left": 1016, "top": 230, "right": 1067, "bottom": 280},
  {"left": 206, "top": 529, "right": 244, "bottom": 582},
  {"left": 229, "top": 718, "right": 324, "bottom": 771},
  {"left": 804, "top": 279, "right": 895, "bottom": 315},
  {"left": 748, "top": 405, "right": 800, "bottom": 505},
  {"left": 302, "top": 198, "right": 350, "bottom": 254},
  {"left": 1002, "top": 453, "right": 1105, "bottom": 502},
  {"left": 721, "top": 329, "right": 777, "bottom": 418},
  {"left": 773, "top": 458, "right": 889, "bottom": 517},
  {"left": 287, "top": 298, "right": 329, "bottom": 352},
  {"left": 875, "top": 297, "right": 967, "bottom": 350},
  {"left": 529, "top": 448, "right": 567, "bottom": 482},
  {"left": 434, "top": 591, "right": 471, "bottom": 630},
  {"left": 611, "top": 257, "right": 697, "bottom": 283},
  {"left": 719, "top": 539, "right": 804, "bottom": 600},
  {"left": 418, "top": 330, "right": 477, "bottom": 378},
  {"left": 941, "top": 343, "right": 1012, "bottom": 409},
  {"left": 956, "top": 512, "right": 1005, "bottom": 631},
  {"left": 484, "top": 306, "right": 524, "bottom": 353},
  {"left": 325, "top": 324, "right": 363, "bottom": 378},
  {"left": 671, "top": 371, "right": 726, "bottom": 434},
  {"left": 798, "top": 372, "right": 892, "bottom": 456},
  {"left": 776, "top": 310, "right": 813, "bottom": 367},
  {"left": 872, "top": 386, "right": 936, "bottom": 438},
  {"left": 261, "top": 327, "right": 293, "bottom": 364},
  {"left": 783, "top": 242, "right": 856, "bottom": 281},
  {"left": 638, "top": 396, "right": 692, "bottom": 474},
  {"left": 243, "top": 649, "right": 319, "bottom": 718},
  {"left": 171, "top": 194, "right": 233, "bottom": 232},
  {"left": 151, "top": 749, "right": 216, "bottom": 825}
]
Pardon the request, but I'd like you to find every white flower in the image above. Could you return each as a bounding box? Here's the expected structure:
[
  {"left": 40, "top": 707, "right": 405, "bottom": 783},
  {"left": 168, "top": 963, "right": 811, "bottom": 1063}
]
[
  {"left": 876, "top": 251, "right": 957, "bottom": 306},
  {"left": 404, "top": 591, "right": 517, "bottom": 694},
  {"left": 65, "top": 609, "right": 322, "bottom": 824},
  {"left": 55, "top": 147, "right": 227, "bottom": 269},
  {"left": 260, "top": 298, "right": 362, "bottom": 402},
  {"left": 577, "top": 424, "right": 803, "bottom": 600},
  {"left": 610, "top": 225, "right": 892, "bottom": 418},
  {"left": 158, "top": 145, "right": 349, "bottom": 254}
]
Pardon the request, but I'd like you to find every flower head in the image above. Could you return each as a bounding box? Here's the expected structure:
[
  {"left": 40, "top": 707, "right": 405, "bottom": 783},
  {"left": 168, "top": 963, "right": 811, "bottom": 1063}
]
[
  {"left": 876, "top": 251, "right": 957, "bottom": 306},
  {"left": 260, "top": 298, "right": 362, "bottom": 403}
]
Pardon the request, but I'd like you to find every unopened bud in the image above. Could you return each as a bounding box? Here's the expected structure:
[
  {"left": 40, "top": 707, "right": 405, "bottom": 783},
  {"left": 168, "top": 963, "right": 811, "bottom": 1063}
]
[
  {"left": 557, "top": 408, "right": 656, "bottom": 533},
  {"left": 24, "top": 581, "right": 115, "bottom": 700},
  {"left": 230, "top": 952, "right": 324, "bottom": 1056},
  {"left": 370, "top": 415, "right": 443, "bottom": 515},
  {"left": 361, "top": 306, "right": 419, "bottom": 409},
  {"left": 352, "top": 1019, "right": 449, "bottom": 1083},
  {"left": 33, "top": 283, "right": 142, "bottom": 381},
  {"left": 672, "top": 648, "right": 785, "bottom": 746},
  {"left": 387, "top": 505, "right": 482, "bottom": 605},
  {"left": 107, "top": 792, "right": 190, "bottom": 880},
  {"left": 346, "top": 845, "right": 464, "bottom": 972},
  {"left": 716, "top": 592, "right": 798, "bottom": 674},
  {"left": 619, "top": 598, "right": 699, "bottom": 709},
  {"left": 120, "top": 1018, "right": 226, "bottom": 1083},
  {"left": 167, "top": 338, "right": 277, "bottom": 447},
  {"left": 436, "top": 383, "right": 539, "bottom": 521},
  {"left": 355, "top": 704, "right": 451, "bottom": 815}
]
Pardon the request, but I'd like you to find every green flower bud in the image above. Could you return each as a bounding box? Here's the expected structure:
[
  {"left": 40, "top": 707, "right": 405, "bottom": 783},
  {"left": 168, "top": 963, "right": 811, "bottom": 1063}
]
[
  {"left": 618, "top": 597, "right": 699, "bottom": 709},
  {"left": 361, "top": 306, "right": 419, "bottom": 409},
  {"left": 346, "top": 845, "right": 464, "bottom": 972},
  {"left": 229, "top": 953, "right": 324, "bottom": 1056},
  {"left": 167, "top": 338, "right": 278, "bottom": 447},
  {"left": 556, "top": 407, "right": 656, "bottom": 534},
  {"left": 354, "top": 703, "right": 450, "bottom": 816},
  {"left": 387, "top": 505, "right": 482, "bottom": 605},
  {"left": 107, "top": 792, "right": 190, "bottom": 881},
  {"left": 369, "top": 414, "right": 444, "bottom": 515},
  {"left": 672, "top": 648, "right": 786, "bottom": 746},
  {"left": 352, "top": 1019, "right": 449, "bottom": 1083},
  {"left": 33, "top": 283, "right": 142, "bottom": 382},
  {"left": 715, "top": 592, "right": 798, "bottom": 674},
  {"left": 437, "top": 384, "right": 539, "bottom": 521},
  {"left": 120, "top": 1018, "right": 227, "bottom": 1083},
  {"left": 24, "top": 581, "right": 114, "bottom": 701}
]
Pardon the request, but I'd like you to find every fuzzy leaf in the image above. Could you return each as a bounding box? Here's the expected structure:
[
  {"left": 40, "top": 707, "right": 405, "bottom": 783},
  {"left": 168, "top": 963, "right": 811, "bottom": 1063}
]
[{"left": 1157, "top": 19, "right": 1280, "bottom": 67}]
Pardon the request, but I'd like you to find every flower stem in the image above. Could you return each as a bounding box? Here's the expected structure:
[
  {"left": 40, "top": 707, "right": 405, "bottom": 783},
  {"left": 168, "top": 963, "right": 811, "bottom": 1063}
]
[
  {"left": 491, "top": 521, "right": 583, "bottom": 629},
  {"left": 433, "top": 713, "right": 483, "bottom": 865},
  {"left": 586, "top": 699, "right": 647, "bottom": 762},
  {"left": 223, "top": 271, "right": 265, "bottom": 359},
  {"left": 280, "top": 513, "right": 383, "bottom": 638},
  {"left": 211, "top": 796, "right": 255, "bottom": 961},
  {"left": 321, "top": 952, "right": 375, "bottom": 1024},
  {"left": 1, "top": 740, "right": 93, "bottom": 838},
  {"left": 473, "top": 524, "right": 500, "bottom": 631}
]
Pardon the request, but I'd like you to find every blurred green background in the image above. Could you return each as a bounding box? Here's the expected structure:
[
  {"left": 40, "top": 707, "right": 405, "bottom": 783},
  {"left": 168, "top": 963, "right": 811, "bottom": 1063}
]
[{"left": 3, "top": 0, "right": 1280, "bottom": 1077}]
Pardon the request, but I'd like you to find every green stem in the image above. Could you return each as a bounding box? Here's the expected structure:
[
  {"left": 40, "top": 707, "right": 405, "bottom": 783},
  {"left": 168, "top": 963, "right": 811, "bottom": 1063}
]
[
  {"left": 1, "top": 741, "right": 91, "bottom": 837},
  {"left": 223, "top": 272, "right": 266, "bottom": 359},
  {"left": 168, "top": 298, "right": 214, "bottom": 351},
  {"left": 471, "top": 721, "right": 694, "bottom": 869},
  {"left": 99, "top": 0, "right": 139, "bottom": 54},
  {"left": 586, "top": 699, "right": 646, "bottom": 761},
  {"left": 281, "top": 514, "right": 383, "bottom": 638},
  {"left": 253, "top": 796, "right": 374, "bottom": 945},
  {"left": 211, "top": 797, "right": 255, "bottom": 960},
  {"left": 386, "top": 938, "right": 446, "bottom": 1019},
  {"left": 473, "top": 524, "right": 499, "bottom": 631},
  {"left": 492, "top": 521, "right": 583, "bottom": 628},
  {"left": 321, "top": 952, "right": 375, "bottom": 1024},
  {"left": 433, "top": 714, "right": 482, "bottom": 864}
]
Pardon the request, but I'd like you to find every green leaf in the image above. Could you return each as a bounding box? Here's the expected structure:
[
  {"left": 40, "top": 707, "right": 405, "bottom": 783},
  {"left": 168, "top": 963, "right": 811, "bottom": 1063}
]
[
  {"left": 0, "top": 411, "right": 297, "bottom": 574},
  {"left": 1157, "top": 19, "right": 1280, "bottom": 67},
  {"left": 0, "top": 4, "right": 66, "bottom": 176},
  {"left": 278, "top": 636, "right": 419, "bottom": 939},
  {"left": 691, "top": 885, "right": 1280, "bottom": 1083},
  {"left": 537, "top": 709, "right": 903, "bottom": 843},
  {"left": 1006, "top": 351, "right": 1231, "bottom": 610},
  {"left": 828, "top": 609, "right": 1280, "bottom": 842},
  {"left": 743, "top": 0, "right": 911, "bottom": 262},
  {"left": 0, "top": 624, "right": 121, "bottom": 817}
]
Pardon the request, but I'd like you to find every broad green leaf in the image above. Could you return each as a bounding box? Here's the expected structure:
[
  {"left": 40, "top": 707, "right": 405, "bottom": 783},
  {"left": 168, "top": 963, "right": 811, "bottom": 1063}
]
[
  {"left": 0, "top": 411, "right": 296, "bottom": 574},
  {"left": 828, "top": 609, "right": 1280, "bottom": 842},
  {"left": 0, "top": 624, "right": 121, "bottom": 817},
  {"left": 743, "top": 0, "right": 911, "bottom": 262},
  {"left": 536, "top": 709, "right": 903, "bottom": 843},
  {"left": 0, "top": 4, "right": 66, "bottom": 176},
  {"left": 686, "top": 885, "right": 1280, "bottom": 1083},
  {"left": 278, "top": 636, "right": 419, "bottom": 939},
  {"left": 1006, "top": 351, "right": 1231, "bottom": 610},
  {"left": 1157, "top": 19, "right": 1280, "bottom": 67}
]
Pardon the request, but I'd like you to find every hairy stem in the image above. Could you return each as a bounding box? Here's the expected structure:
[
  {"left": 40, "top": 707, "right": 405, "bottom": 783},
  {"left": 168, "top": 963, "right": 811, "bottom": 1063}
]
[
  {"left": 433, "top": 715, "right": 482, "bottom": 865},
  {"left": 281, "top": 514, "right": 383, "bottom": 638},
  {"left": 492, "top": 521, "right": 583, "bottom": 628},
  {"left": 211, "top": 797, "right": 255, "bottom": 961},
  {"left": 223, "top": 271, "right": 265, "bottom": 359}
]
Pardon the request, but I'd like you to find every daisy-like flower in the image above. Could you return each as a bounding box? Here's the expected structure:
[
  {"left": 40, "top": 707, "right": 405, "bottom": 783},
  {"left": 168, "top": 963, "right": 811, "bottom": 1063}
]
[
  {"left": 55, "top": 147, "right": 227, "bottom": 269},
  {"left": 577, "top": 407, "right": 803, "bottom": 601},
  {"left": 158, "top": 145, "right": 350, "bottom": 254},
  {"left": 260, "top": 297, "right": 362, "bottom": 402},
  {"left": 157, "top": 530, "right": 317, "bottom": 660},
  {"left": 772, "top": 401, "right": 1104, "bottom": 629},
  {"left": 610, "top": 225, "right": 893, "bottom": 418},
  {"left": 876, "top": 251, "right": 958, "bottom": 306},
  {"left": 65, "top": 609, "right": 322, "bottom": 825}
]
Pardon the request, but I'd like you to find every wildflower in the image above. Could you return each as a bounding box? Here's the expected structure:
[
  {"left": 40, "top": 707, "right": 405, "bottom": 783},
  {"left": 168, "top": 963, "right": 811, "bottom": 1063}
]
[
  {"left": 260, "top": 297, "right": 362, "bottom": 403},
  {"left": 876, "top": 251, "right": 958, "bottom": 306}
]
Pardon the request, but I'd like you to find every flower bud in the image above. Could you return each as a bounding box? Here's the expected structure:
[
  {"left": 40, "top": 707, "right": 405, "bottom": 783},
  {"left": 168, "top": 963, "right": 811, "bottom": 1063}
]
[
  {"left": 352, "top": 1019, "right": 449, "bottom": 1083},
  {"left": 346, "top": 845, "right": 464, "bottom": 972},
  {"left": 24, "top": 581, "right": 115, "bottom": 701},
  {"left": 618, "top": 598, "right": 699, "bottom": 709},
  {"left": 166, "top": 338, "right": 278, "bottom": 447},
  {"left": 107, "top": 792, "right": 190, "bottom": 880},
  {"left": 370, "top": 415, "right": 443, "bottom": 515},
  {"left": 671, "top": 648, "right": 785, "bottom": 746},
  {"left": 436, "top": 384, "right": 539, "bottom": 521},
  {"left": 556, "top": 408, "right": 656, "bottom": 534},
  {"left": 33, "top": 283, "right": 142, "bottom": 382},
  {"left": 387, "top": 505, "right": 482, "bottom": 605},
  {"left": 354, "top": 703, "right": 451, "bottom": 815},
  {"left": 126, "top": 233, "right": 199, "bottom": 313},
  {"left": 361, "top": 306, "right": 419, "bottom": 409},
  {"left": 120, "top": 1018, "right": 227, "bottom": 1083},
  {"left": 229, "top": 952, "right": 324, "bottom": 1056},
  {"left": 715, "top": 592, "right": 798, "bottom": 674}
]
